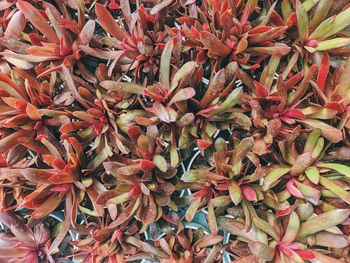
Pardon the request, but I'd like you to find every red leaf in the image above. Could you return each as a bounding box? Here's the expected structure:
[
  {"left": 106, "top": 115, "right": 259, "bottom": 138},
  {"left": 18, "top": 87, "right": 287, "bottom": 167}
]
[
  {"left": 127, "top": 126, "right": 141, "bottom": 141},
  {"left": 26, "top": 103, "right": 41, "bottom": 121},
  {"left": 317, "top": 52, "right": 330, "bottom": 91},
  {"left": 200, "top": 31, "right": 231, "bottom": 57},
  {"left": 31, "top": 194, "right": 63, "bottom": 219},
  {"left": 17, "top": 1, "right": 59, "bottom": 43},
  {"left": 285, "top": 72, "right": 303, "bottom": 89},
  {"left": 0, "top": 129, "right": 33, "bottom": 154},
  {"left": 49, "top": 172, "right": 77, "bottom": 184},
  {"left": 108, "top": 0, "right": 120, "bottom": 9},
  {"left": 240, "top": 4, "right": 251, "bottom": 25},
  {"left": 249, "top": 26, "right": 271, "bottom": 35},
  {"left": 95, "top": 3, "right": 128, "bottom": 41},
  {"left": 325, "top": 102, "right": 344, "bottom": 113},
  {"left": 296, "top": 250, "right": 316, "bottom": 260},
  {"left": 286, "top": 180, "right": 304, "bottom": 198},
  {"left": 253, "top": 80, "right": 269, "bottom": 97},
  {"left": 241, "top": 185, "right": 257, "bottom": 202},
  {"left": 283, "top": 109, "right": 305, "bottom": 119},
  {"left": 197, "top": 139, "right": 212, "bottom": 150},
  {"left": 140, "top": 159, "right": 155, "bottom": 171}
]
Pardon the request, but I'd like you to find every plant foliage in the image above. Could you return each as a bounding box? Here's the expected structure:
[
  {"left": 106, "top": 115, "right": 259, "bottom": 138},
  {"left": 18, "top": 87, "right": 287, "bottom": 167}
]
[{"left": 0, "top": 0, "right": 350, "bottom": 262}]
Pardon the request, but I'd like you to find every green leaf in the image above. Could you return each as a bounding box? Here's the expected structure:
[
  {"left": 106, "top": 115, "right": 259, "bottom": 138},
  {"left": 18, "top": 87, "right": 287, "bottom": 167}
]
[
  {"left": 211, "top": 196, "right": 231, "bottom": 207},
  {"left": 153, "top": 155, "right": 168, "bottom": 172},
  {"left": 309, "top": 0, "right": 334, "bottom": 30},
  {"left": 263, "top": 54, "right": 281, "bottom": 90},
  {"left": 309, "top": 7, "right": 350, "bottom": 41},
  {"left": 304, "top": 129, "right": 322, "bottom": 153},
  {"left": 228, "top": 180, "right": 242, "bottom": 205},
  {"left": 281, "top": 0, "right": 292, "bottom": 21},
  {"left": 319, "top": 176, "right": 350, "bottom": 204},
  {"left": 295, "top": 202, "right": 314, "bottom": 221},
  {"left": 282, "top": 212, "right": 300, "bottom": 244},
  {"left": 170, "top": 61, "right": 197, "bottom": 92},
  {"left": 312, "top": 137, "right": 324, "bottom": 159},
  {"left": 219, "top": 87, "right": 242, "bottom": 112},
  {"left": 253, "top": 216, "right": 279, "bottom": 241},
  {"left": 312, "top": 38, "right": 350, "bottom": 52},
  {"left": 317, "top": 163, "right": 350, "bottom": 177},
  {"left": 296, "top": 0, "right": 309, "bottom": 44},
  {"left": 296, "top": 209, "right": 350, "bottom": 239},
  {"left": 170, "top": 144, "right": 179, "bottom": 168},
  {"left": 159, "top": 39, "right": 174, "bottom": 89},
  {"left": 302, "top": 0, "right": 320, "bottom": 11},
  {"left": 305, "top": 166, "right": 320, "bottom": 184},
  {"left": 301, "top": 107, "right": 337, "bottom": 120},
  {"left": 295, "top": 181, "right": 320, "bottom": 205},
  {"left": 263, "top": 167, "right": 290, "bottom": 191},
  {"left": 106, "top": 192, "right": 129, "bottom": 205}
]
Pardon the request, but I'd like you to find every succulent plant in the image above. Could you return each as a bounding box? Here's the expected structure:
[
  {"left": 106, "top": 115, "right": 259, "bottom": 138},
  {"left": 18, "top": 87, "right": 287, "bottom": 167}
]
[{"left": 0, "top": 0, "right": 350, "bottom": 262}]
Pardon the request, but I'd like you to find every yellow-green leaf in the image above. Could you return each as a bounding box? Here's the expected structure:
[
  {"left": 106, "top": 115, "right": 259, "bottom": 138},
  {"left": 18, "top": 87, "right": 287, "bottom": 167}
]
[
  {"left": 319, "top": 176, "right": 350, "bottom": 204},
  {"left": 305, "top": 166, "right": 320, "bottom": 184},
  {"left": 296, "top": 0, "right": 309, "bottom": 43},
  {"left": 263, "top": 167, "right": 290, "bottom": 191},
  {"left": 281, "top": 211, "right": 300, "bottom": 244},
  {"left": 228, "top": 180, "right": 242, "bottom": 205},
  {"left": 296, "top": 209, "right": 350, "bottom": 239},
  {"left": 317, "top": 163, "right": 350, "bottom": 177},
  {"left": 253, "top": 216, "right": 279, "bottom": 241}
]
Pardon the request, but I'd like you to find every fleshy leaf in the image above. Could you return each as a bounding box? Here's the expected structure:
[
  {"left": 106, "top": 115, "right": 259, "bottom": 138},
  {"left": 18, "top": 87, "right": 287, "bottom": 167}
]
[
  {"left": 100, "top": 81, "right": 144, "bottom": 94},
  {"left": 298, "top": 119, "right": 343, "bottom": 143},
  {"left": 296, "top": 0, "right": 308, "bottom": 44},
  {"left": 200, "top": 31, "right": 231, "bottom": 57},
  {"left": 95, "top": 3, "right": 128, "bottom": 41},
  {"left": 296, "top": 209, "right": 350, "bottom": 239},
  {"left": 168, "top": 88, "right": 195, "bottom": 105},
  {"left": 263, "top": 167, "right": 290, "bottom": 190},
  {"left": 248, "top": 241, "right": 275, "bottom": 261},
  {"left": 317, "top": 163, "right": 350, "bottom": 177},
  {"left": 181, "top": 170, "right": 226, "bottom": 182},
  {"left": 282, "top": 211, "right": 300, "bottom": 244},
  {"left": 159, "top": 39, "right": 174, "bottom": 89},
  {"left": 228, "top": 180, "right": 242, "bottom": 205},
  {"left": 305, "top": 166, "right": 320, "bottom": 184},
  {"left": 17, "top": 1, "right": 59, "bottom": 43},
  {"left": 319, "top": 176, "right": 350, "bottom": 204}
]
